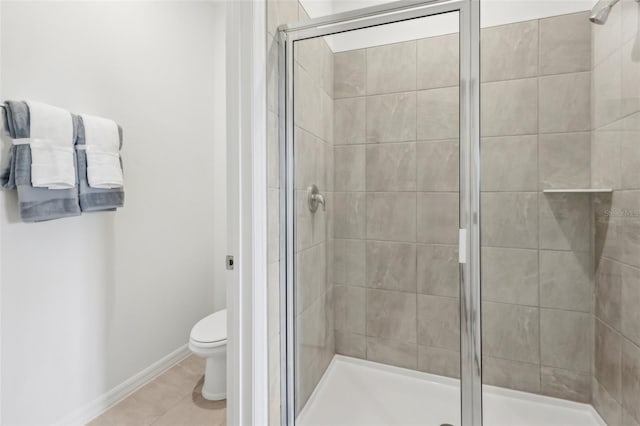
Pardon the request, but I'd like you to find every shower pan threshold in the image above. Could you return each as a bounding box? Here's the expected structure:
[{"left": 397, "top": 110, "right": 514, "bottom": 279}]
[{"left": 297, "top": 355, "right": 604, "bottom": 426}]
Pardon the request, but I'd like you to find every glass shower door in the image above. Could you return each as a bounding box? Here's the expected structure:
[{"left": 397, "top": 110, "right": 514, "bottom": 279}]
[{"left": 280, "top": 1, "right": 481, "bottom": 425}]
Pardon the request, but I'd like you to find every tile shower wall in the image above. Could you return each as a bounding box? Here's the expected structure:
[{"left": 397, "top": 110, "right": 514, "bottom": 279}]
[
  {"left": 332, "top": 11, "right": 596, "bottom": 402},
  {"left": 481, "top": 12, "right": 593, "bottom": 403},
  {"left": 590, "top": 1, "right": 640, "bottom": 425},
  {"left": 266, "top": 1, "right": 335, "bottom": 422},
  {"left": 293, "top": 14, "right": 335, "bottom": 413},
  {"left": 332, "top": 32, "right": 461, "bottom": 373}
]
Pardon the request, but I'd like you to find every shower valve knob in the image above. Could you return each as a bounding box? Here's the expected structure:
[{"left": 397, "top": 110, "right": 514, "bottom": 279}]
[{"left": 307, "top": 184, "right": 325, "bottom": 213}]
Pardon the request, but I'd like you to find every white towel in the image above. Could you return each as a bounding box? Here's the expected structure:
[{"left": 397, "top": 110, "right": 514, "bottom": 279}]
[
  {"left": 25, "top": 101, "right": 75, "bottom": 189},
  {"left": 81, "top": 114, "right": 123, "bottom": 189}
]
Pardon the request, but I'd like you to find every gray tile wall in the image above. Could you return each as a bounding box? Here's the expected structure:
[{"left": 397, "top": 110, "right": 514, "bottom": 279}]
[
  {"left": 333, "top": 11, "right": 597, "bottom": 404},
  {"left": 591, "top": 1, "right": 640, "bottom": 424},
  {"left": 332, "top": 33, "right": 462, "bottom": 377},
  {"left": 292, "top": 6, "right": 336, "bottom": 415},
  {"left": 266, "top": 0, "right": 335, "bottom": 422}
]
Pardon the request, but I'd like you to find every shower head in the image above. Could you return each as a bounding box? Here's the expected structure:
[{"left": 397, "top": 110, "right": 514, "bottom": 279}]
[
  {"left": 590, "top": 0, "right": 638, "bottom": 24},
  {"left": 589, "top": 1, "right": 615, "bottom": 25}
]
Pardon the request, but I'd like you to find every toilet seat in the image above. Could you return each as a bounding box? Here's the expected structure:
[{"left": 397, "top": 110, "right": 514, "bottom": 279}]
[{"left": 190, "top": 309, "right": 227, "bottom": 346}]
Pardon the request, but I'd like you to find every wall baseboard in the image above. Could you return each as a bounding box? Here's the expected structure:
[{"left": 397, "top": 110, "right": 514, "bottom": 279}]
[{"left": 54, "top": 344, "right": 191, "bottom": 426}]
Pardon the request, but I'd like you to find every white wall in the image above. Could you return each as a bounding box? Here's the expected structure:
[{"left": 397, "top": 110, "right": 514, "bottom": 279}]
[
  {"left": 300, "top": 0, "right": 595, "bottom": 51},
  {"left": 0, "top": 1, "right": 226, "bottom": 424}
]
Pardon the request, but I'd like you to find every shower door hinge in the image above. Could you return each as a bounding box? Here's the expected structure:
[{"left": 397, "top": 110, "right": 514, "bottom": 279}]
[
  {"left": 458, "top": 229, "right": 467, "bottom": 264},
  {"left": 226, "top": 255, "right": 235, "bottom": 270}
]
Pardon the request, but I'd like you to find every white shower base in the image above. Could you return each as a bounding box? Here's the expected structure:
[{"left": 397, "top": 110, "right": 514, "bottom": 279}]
[{"left": 297, "top": 356, "right": 605, "bottom": 426}]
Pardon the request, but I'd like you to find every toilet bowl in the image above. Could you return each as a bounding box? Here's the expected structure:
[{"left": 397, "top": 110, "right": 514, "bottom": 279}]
[{"left": 189, "top": 309, "right": 227, "bottom": 401}]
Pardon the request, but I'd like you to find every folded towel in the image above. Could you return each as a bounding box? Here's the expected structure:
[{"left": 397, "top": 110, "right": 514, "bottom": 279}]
[
  {"left": 25, "top": 100, "right": 76, "bottom": 189},
  {"left": 80, "top": 114, "right": 123, "bottom": 189},
  {"left": 1, "top": 101, "right": 81, "bottom": 222},
  {"left": 76, "top": 115, "right": 124, "bottom": 212}
]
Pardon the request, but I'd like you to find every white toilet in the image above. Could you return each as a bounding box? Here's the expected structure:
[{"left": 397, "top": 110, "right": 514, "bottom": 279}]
[{"left": 189, "top": 309, "right": 227, "bottom": 401}]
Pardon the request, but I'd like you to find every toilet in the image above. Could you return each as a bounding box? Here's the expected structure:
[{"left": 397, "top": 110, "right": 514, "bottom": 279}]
[{"left": 189, "top": 309, "right": 227, "bottom": 400}]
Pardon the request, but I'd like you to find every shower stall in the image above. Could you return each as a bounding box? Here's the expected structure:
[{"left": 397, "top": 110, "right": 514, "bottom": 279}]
[{"left": 270, "top": 0, "right": 640, "bottom": 424}]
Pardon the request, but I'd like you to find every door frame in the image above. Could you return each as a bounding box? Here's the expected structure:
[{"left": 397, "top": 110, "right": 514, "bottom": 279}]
[
  {"left": 226, "top": 0, "right": 268, "bottom": 425},
  {"left": 278, "top": 0, "right": 481, "bottom": 424}
]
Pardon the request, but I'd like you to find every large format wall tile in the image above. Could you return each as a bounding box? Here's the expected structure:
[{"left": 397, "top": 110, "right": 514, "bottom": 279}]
[
  {"left": 417, "top": 244, "right": 459, "bottom": 298},
  {"left": 296, "top": 189, "right": 326, "bottom": 250},
  {"left": 417, "top": 33, "right": 459, "bottom": 90},
  {"left": 622, "top": 264, "right": 640, "bottom": 347},
  {"left": 366, "top": 92, "right": 417, "bottom": 143},
  {"left": 540, "top": 309, "right": 593, "bottom": 373},
  {"left": 481, "top": 135, "right": 537, "bottom": 192},
  {"left": 592, "top": 128, "right": 622, "bottom": 190},
  {"left": 539, "top": 132, "right": 591, "bottom": 189},
  {"left": 366, "top": 40, "right": 416, "bottom": 95},
  {"left": 366, "top": 142, "right": 417, "bottom": 191},
  {"left": 481, "top": 20, "right": 538, "bottom": 82},
  {"left": 596, "top": 319, "right": 622, "bottom": 401},
  {"left": 621, "top": 40, "right": 640, "bottom": 117},
  {"left": 622, "top": 0, "right": 640, "bottom": 45},
  {"left": 483, "top": 357, "right": 540, "bottom": 394},
  {"left": 295, "top": 126, "right": 326, "bottom": 190},
  {"left": 366, "top": 336, "right": 417, "bottom": 369},
  {"left": 366, "top": 192, "right": 417, "bottom": 242},
  {"left": 417, "top": 192, "right": 459, "bottom": 244},
  {"left": 296, "top": 243, "right": 327, "bottom": 315},
  {"left": 622, "top": 340, "right": 640, "bottom": 423},
  {"left": 334, "top": 145, "right": 365, "bottom": 191},
  {"left": 417, "top": 87, "right": 459, "bottom": 141},
  {"left": 335, "top": 331, "right": 366, "bottom": 358},
  {"left": 482, "top": 78, "right": 538, "bottom": 137},
  {"left": 418, "top": 345, "right": 460, "bottom": 378},
  {"left": 333, "top": 192, "right": 365, "bottom": 239},
  {"left": 417, "top": 295, "right": 460, "bottom": 351},
  {"left": 592, "top": 51, "right": 622, "bottom": 129},
  {"left": 335, "top": 285, "right": 366, "bottom": 335},
  {"left": 334, "top": 49, "right": 366, "bottom": 98},
  {"left": 539, "top": 12, "right": 591, "bottom": 75},
  {"left": 483, "top": 302, "right": 540, "bottom": 363},
  {"left": 334, "top": 97, "right": 366, "bottom": 145},
  {"left": 541, "top": 366, "right": 591, "bottom": 403},
  {"left": 481, "top": 192, "right": 538, "bottom": 249},
  {"left": 539, "top": 72, "right": 591, "bottom": 133},
  {"left": 539, "top": 192, "right": 591, "bottom": 252},
  {"left": 592, "top": 377, "right": 623, "bottom": 426},
  {"left": 366, "top": 289, "right": 417, "bottom": 343},
  {"left": 622, "top": 113, "right": 640, "bottom": 189},
  {"left": 326, "top": 11, "right": 604, "bottom": 402},
  {"left": 366, "top": 241, "right": 417, "bottom": 293},
  {"left": 295, "top": 64, "right": 323, "bottom": 138},
  {"left": 416, "top": 140, "right": 459, "bottom": 192},
  {"left": 482, "top": 247, "right": 538, "bottom": 306},
  {"left": 592, "top": 0, "right": 622, "bottom": 67},
  {"left": 540, "top": 250, "right": 593, "bottom": 313},
  {"left": 596, "top": 257, "right": 623, "bottom": 331},
  {"left": 334, "top": 239, "right": 365, "bottom": 287}
]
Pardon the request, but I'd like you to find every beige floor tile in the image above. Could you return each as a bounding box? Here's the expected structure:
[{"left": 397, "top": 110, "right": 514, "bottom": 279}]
[
  {"left": 151, "top": 381, "right": 226, "bottom": 426},
  {"left": 90, "top": 356, "right": 223, "bottom": 426},
  {"left": 155, "top": 363, "right": 203, "bottom": 395},
  {"left": 178, "top": 355, "right": 206, "bottom": 376}
]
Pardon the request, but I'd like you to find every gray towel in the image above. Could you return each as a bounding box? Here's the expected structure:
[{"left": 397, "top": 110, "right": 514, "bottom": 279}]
[
  {"left": 75, "top": 115, "right": 124, "bottom": 212},
  {"left": 1, "top": 101, "right": 81, "bottom": 222}
]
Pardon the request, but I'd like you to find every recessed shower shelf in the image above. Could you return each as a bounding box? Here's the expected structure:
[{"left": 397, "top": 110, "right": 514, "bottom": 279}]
[{"left": 542, "top": 188, "right": 613, "bottom": 193}]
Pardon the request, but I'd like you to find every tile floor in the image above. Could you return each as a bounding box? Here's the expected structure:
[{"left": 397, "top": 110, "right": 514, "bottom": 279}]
[{"left": 89, "top": 355, "right": 226, "bottom": 426}]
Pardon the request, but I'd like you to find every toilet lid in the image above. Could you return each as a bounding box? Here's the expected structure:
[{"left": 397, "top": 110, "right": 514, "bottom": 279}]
[{"left": 191, "top": 309, "right": 227, "bottom": 343}]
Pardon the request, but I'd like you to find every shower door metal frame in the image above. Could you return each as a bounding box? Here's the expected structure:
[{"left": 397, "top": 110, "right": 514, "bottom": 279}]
[{"left": 278, "top": 0, "right": 481, "bottom": 424}]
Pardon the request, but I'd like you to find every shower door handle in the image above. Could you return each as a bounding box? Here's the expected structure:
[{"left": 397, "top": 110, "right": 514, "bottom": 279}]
[{"left": 459, "top": 228, "right": 467, "bottom": 264}]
